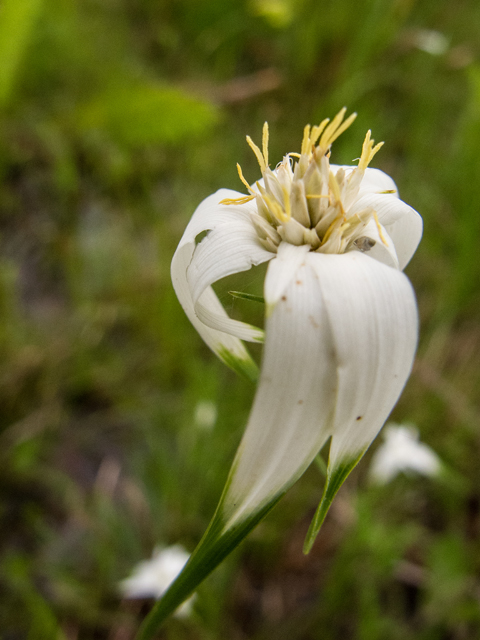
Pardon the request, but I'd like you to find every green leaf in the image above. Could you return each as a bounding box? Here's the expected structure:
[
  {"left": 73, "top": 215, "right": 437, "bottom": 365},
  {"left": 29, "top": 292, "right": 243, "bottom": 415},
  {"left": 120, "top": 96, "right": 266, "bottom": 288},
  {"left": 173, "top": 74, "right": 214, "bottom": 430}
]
[
  {"left": 135, "top": 494, "right": 283, "bottom": 640},
  {"left": 303, "top": 450, "right": 365, "bottom": 554},
  {"left": 228, "top": 291, "right": 265, "bottom": 304},
  {"left": 0, "top": 0, "right": 44, "bottom": 109},
  {"left": 76, "top": 83, "right": 219, "bottom": 147}
]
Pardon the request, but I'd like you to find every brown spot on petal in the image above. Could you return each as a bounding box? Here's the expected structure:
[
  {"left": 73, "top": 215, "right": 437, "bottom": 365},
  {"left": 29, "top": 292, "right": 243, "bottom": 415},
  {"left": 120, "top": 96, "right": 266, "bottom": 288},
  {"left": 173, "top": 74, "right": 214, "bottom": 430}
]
[{"left": 356, "top": 416, "right": 363, "bottom": 421}]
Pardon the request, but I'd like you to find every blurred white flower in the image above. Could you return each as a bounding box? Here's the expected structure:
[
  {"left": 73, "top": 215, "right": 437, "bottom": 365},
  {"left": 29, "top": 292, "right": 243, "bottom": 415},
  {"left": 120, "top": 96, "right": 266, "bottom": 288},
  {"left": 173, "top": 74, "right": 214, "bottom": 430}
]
[
  {"left": 369, "top": 424, "right": 441, "bottom": 484},
  {"left": 194, "top": 400, "right": 218, "bottom": 431},
  {"left": 413, "top": 29, "right": 449, "bottom": 56},
  {"left": 120, "top": 545, "right": 195, "bottom": 617}
]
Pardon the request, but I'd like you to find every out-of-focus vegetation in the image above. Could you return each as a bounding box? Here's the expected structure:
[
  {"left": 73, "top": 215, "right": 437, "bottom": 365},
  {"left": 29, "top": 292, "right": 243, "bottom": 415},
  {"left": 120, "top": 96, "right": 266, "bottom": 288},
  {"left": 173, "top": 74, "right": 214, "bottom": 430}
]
[{"left": 1, "top": 0, "right": 480, "bottom": 638}]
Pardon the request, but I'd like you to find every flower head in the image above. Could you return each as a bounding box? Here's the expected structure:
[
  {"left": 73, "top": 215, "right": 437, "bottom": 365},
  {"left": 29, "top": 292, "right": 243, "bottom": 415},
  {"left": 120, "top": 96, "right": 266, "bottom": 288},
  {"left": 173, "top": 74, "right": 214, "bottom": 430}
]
[
  {"left": 221, "top": 109, "right": 390, "bottom": 258},
  {"left": 120, "top": 545, "right": 195, "bottom": 617},
  {"left": 138, "top": 109, "right": 423, "bottom": 637},
  {"left": 369, "top": 423, "right": 441, "bottom": 484}
]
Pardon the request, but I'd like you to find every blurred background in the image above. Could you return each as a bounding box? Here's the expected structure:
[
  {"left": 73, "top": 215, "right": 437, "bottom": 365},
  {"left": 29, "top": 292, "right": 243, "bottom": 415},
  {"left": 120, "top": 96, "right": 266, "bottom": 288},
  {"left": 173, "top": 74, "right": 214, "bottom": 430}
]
[{"left": 1, "top": 0, "right": 480, "bottom": 638}]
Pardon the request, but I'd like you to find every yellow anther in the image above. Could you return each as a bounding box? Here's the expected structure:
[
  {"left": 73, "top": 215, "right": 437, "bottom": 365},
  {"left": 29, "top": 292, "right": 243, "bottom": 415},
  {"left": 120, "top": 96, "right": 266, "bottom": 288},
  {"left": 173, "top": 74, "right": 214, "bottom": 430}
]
[
  {"left": 246, "top": 135, "right": 266, "bottom": 173},
  {"left": 328, "top": 171, "right": 343, "bottom": 206},
  {"left": 318, "top": 108, "right": 357, "bottom": 152},
  {"left": 262, "top": 193, "right": 289, "bottom": 223},
  {"left": 358, "top": 130, "right": 384, "bottom": 171},
  {"left": 281, "top": 185, "right": 291, "bottom": 219},
  {"left": 262, "top": 122, "right": 269, "bottom": 168},
  {"left": 236, "top": 163, "right": 255, "bottom": 194},
  {"left": 378, "top": 189, "right": 396, "bottom": 194},
  {"left": 301, "top": 124, "right": 312, "bottom": 156},
  {"left": 373, "top": 210, "right": 388, "bottom": 245},
  {"left": 306, "top": 194, "right": 331, "bottom": 199},
  {"left": 219, "top": 195, "right": 256, "bottom": 206},
  {"left": 309, "top": 118, "right": 330, "bottom": 148},
  {"left": 320, "top": 216, "right": 342, "bottom": 245}
]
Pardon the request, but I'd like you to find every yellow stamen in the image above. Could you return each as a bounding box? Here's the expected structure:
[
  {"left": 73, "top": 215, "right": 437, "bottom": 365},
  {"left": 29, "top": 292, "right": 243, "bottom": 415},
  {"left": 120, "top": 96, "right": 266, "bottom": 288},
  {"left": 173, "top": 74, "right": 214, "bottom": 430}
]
[
  {"left": 246, "top": 135, "right": 266, "bottom": 173},
  {"left": 236, "top": 163, "right": 255, "bottom": 194},
  {"left": 328, "top": 171, "right": 344, "bottom": 215},
  {"left": 320, "top": 215, "right": 342, "bottom": 245},
  {"left": 306, "top": 194, "right": 331, "bottom": 199},
  {"left": 318, "top": 108, "right": 357, "bottom": 152},
  {"left": 358, "top": 130, "right": 384, "bottom": 171},
  {"left": 282, "top": 185, "right": 291, "bottom": 219},
  {"left": 373, "top": 210, "right": 388, "bottom": 245},
  {"left": 301, "top": 124, "right": 312, "bottom": 156},
  {"left": 219, "top": 195, "right": 256, "bottom": 205},
  {"left": 262, "top": 122, "right": 269, "bottom": 168},
  {"left": 262, "top": 193, "right": 289, "bottom": 223},
  {"left": 309, "top": 118, "right": 330, "bottom": 148},
  {"left": 378, "top": 189, "right": 396, "bottom": 194}
]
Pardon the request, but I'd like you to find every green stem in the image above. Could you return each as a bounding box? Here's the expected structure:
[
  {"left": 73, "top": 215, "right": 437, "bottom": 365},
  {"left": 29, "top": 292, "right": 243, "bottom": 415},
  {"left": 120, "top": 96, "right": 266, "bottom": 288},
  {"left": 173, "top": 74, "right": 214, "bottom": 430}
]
[{"left": 135, "top": 495, "right": 283, "bottom": 640}]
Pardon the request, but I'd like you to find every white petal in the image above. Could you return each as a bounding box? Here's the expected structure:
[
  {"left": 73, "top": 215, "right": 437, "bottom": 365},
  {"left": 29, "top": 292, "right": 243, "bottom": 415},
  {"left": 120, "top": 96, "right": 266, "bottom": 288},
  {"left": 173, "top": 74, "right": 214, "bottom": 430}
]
[
  {"left": 348, "top": 193, "right": 422, "bottom": 270},
  {"left": 263, "top": 242, "right": 310, "bottom": 312},
  {"left": 358, "top": 167, "right": 399, "bottom": 196},
  {"left": 305, "top": 251, "right": 418, "bottom": 468},
  {"left": 187, "top": 215, "right": 273, "bottom": 342},
  {"left": 351, "top": 219, "right": 399, "bottom": 269},
  {"left": 331, "top": 165, "right": 398, "bottom": 196},
  {"left": 221, "top": 247, "right": 336, "bottom": 529},
  {"left": 171, "top": 189, "right": 271, "bottom": 379}
]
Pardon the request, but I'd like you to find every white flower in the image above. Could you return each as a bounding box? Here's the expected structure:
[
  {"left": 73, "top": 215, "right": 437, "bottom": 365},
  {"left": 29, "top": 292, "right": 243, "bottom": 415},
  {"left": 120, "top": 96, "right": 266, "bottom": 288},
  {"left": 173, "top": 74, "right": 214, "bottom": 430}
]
[
  {"left": 369, "top": 423, "right": 441, "bottom": 484},
  {"left": 194, "top": 400, "right": 218, "bottom": 431},
  {"left": 412, "top": 29, "right": 449, "bottom": 56},
  {"left": 120, "top": 545, "right": 195, "bottom": 617},
  {"left": 146, "top": 109, "right": 422, "bottom": 633}
]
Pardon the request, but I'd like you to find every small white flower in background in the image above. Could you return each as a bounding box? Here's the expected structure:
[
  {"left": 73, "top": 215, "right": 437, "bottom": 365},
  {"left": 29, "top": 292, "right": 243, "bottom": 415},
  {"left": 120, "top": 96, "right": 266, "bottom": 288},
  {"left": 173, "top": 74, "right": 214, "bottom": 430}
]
[
  {"left": 411, "top": 29, "right": 449, "bottom": 56},
  {"left": 142, "top": 109, "right": 423, "bottom": 631},
  {"left": 194, "top": 400, "right": 218, "bottom": 431},
  {"left": 369, "top": 424, "right": 441, "bottom": 484},
  {"left": 120, "top": 545, "right": 195, "bottom": 617}
]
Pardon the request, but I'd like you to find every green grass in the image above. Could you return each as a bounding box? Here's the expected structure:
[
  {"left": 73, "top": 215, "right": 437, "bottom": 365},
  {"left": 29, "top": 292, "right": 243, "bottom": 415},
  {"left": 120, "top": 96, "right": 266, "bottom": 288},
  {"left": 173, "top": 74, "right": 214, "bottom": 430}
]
[{"left": 1, "top": 0, "right": 480, "bottom": 637}]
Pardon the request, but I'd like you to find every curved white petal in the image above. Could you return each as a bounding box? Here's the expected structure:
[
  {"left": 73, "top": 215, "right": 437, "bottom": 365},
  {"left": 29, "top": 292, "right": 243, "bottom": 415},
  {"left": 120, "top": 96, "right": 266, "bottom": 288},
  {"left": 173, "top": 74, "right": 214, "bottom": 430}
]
[
  {"left": 358, "top": 167, "right": 399, "bottom": 196},
  {"left": 331, "top": 165, "right": 398, "bottom": 196},
  {"left": 352, "top": 219, "right": 399, "bottom": 269},
  {"left": 171, "top": 189, "right": 272, "bottom": 379},
  {"left": 263, "top": 242, "right": 310, "bottom": 313},
  {"left": 221, "top": 247, "right": 336, "bottom": 529},
  {"left": 187, "top": 216, "right": 273, "bottom": 341},
  {"left": 348, "top": 193, "right": 422, "bottom": 270},
  {"left": 305, "top": 251, "right": 418, "bottom": 468}
]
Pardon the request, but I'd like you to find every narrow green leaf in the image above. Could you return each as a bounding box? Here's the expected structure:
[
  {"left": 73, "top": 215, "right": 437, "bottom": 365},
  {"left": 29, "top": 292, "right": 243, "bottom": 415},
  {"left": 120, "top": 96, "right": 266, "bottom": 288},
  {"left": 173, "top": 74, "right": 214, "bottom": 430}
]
[
  {"left": 303, "top": 450, "right": 365, "bottom": 554},
  {"left": 135, "top": 494, "right": 283, "bottom": 640},
  {"left": 228, "top": 290, "right": 265, "bottom": 304}
]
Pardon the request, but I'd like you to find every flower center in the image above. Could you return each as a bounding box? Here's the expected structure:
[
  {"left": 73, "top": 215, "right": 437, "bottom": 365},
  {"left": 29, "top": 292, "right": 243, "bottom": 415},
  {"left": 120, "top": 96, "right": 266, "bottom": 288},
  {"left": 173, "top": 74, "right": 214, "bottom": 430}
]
[{"left": 220, "top": 108, "right": 392, "bottom": 255}]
